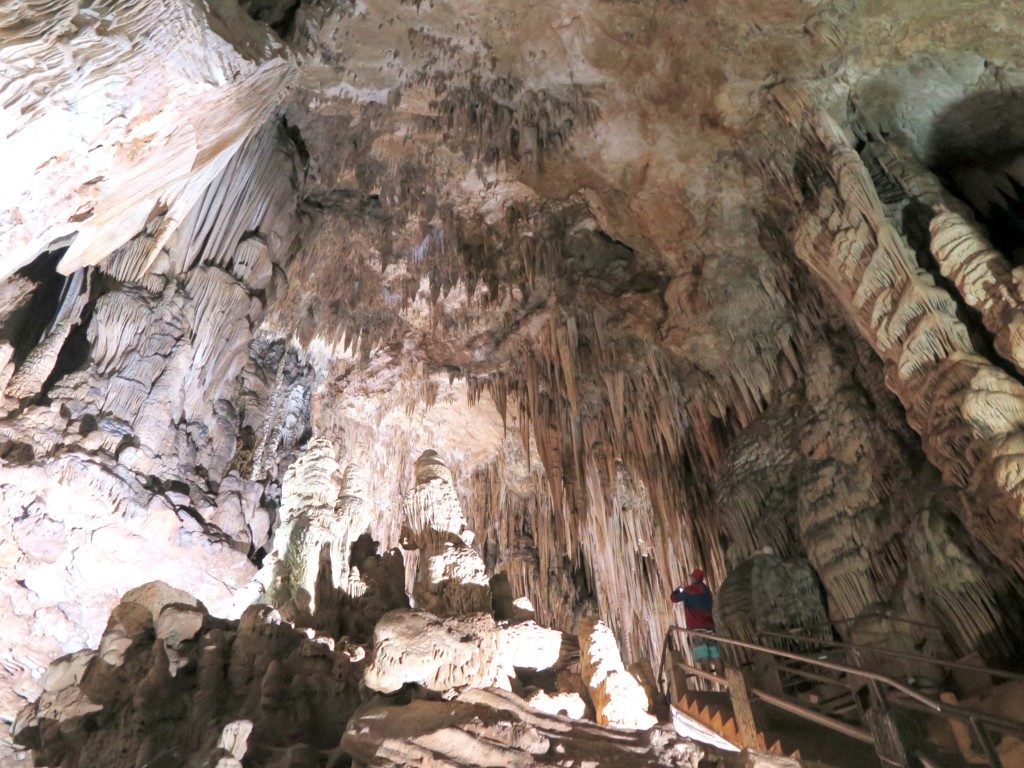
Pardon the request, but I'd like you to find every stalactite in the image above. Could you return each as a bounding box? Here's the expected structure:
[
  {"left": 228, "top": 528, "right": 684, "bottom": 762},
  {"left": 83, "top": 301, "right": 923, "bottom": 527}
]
[
  {"left": 452, "top": 303, "right": 813, "bottom": 662},
  {"left": 714, "top": 393, "right": 802, "bottom": 565},
  {"left": 0, "top": 0, "right": 298, "bottom": 279}
]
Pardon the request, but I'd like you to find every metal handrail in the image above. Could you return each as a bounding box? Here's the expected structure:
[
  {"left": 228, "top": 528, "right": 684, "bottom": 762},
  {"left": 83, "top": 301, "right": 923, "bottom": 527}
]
[
  {"left": 758, "top": 628, "right": 1024, "bottom": 683},
  {"left": 824, "top": 613, "right": 948, "bottom": 634},
  {"left": 666, "top": 625, "right": 941, "bottom": 712},
  {"left": 667, "top": 651, "right": 874, "bottom": 744},
  {"left": 658, "top": 626, "right": 1024, "bottom": 746},
  {"left": 752, "top": 685, "right": 873, "bottom": 744}
]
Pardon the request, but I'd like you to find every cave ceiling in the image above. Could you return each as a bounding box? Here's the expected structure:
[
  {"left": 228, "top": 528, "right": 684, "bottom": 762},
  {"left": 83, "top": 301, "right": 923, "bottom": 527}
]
[{"left": 3, "top": 0, "right": 1024, "bottom": 751}]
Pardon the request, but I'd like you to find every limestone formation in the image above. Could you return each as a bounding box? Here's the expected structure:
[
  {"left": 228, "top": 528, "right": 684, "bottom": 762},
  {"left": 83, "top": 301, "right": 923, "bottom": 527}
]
[
  {"left": 16, "top": 567, "right": 721, "bottom": 768},
  {"left": 362, "top": 609, "right": 510, "bottom": 695},
  {"left": 402, "top": 450, "right": 491, "bottom": 616},
  {"left": 13, "top": 586, "right": 364, "bottom": 768},
  {"left": 6, "top": 0, "right": 1024, "bottom": 762},
  {"left": 782, "top": 105, "right": 1024, "bottom": 579},
  {"left": 579, "top": 616, "right": 657, "bottom": 731},
  {"left": 714, "top": 554, "right": 829, "bottom": 646},
  {"left": 260, "top": 437, "right": 343, "bottom": 614},
  {"left": 0, "top": 117, "right": 309, "bottom": 734},
  {"left": 524, "top": 689, "right": 588, "bottom": 720},
  {"left": 499, "top": 621, "right": 578, "bottom": 675},
  {"left": 341, "top": 688, "right": 715, "bottom": 768},
  {"left": 930, "top": 208, "right": 1024, "bottom": 377},
  {"left": 0, "top": 0, "right": 297, "bottom": 278}
]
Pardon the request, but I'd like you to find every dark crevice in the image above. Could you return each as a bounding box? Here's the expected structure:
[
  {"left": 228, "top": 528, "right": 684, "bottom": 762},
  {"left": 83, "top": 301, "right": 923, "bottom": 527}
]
[
  {"left": 849, "top": 120, "right": 1024, "bottom": 391},
  {"left": 239, "top": 0, "right": 301, "bottom": 39},
  {"left": 897, "top": 179, "right": 1024, "bottom": 388},
  {"left": 9, "top": 250, "right": 67, "bottom": 365},
  {"left": 252, "top": 545, "right": 268, "bottom": 568},
  {"left": 38, "top": 303, "right": 93, "bottom": 401},
  {"left": 927, "top": 89, "right": 1024, "bottom": 262},
  {"left": 281, "top": 117, "right": 310, "bottom": 168}
]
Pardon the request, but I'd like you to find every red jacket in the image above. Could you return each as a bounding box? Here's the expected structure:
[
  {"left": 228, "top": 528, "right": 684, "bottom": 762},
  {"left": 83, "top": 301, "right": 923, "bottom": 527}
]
[{"left": 671, "top": 582, "right": 715, "bottom": 630}]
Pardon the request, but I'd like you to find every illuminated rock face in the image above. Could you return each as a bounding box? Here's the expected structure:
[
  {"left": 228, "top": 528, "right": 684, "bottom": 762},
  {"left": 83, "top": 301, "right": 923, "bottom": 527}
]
[
  {"left": 15, "top": 501, "right": 690, "bottom": 768},
  {"left": 579, "top": 616, "right": 658, "bottom": 731},
  {"left": 6, "top": 0, "right": 1024, "bottom": 760},
  {"left": 402, "top": 450, "right": 491, "bottom": 616},
  {"left": 0, "top": 0, "right": 297, "bottom": 279},
  {"left": 0, "top": 119, "right": 310, "bottom": 734},
  {"left": 14, "top": 585, "right": 366, "bottom": 768}
]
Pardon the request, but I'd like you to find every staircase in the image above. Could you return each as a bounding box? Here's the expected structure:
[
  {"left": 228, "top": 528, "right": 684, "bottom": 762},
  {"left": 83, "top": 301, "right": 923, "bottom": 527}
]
[
  {"left": 673, "top": 690, "right": 798, "bottom": 757},
  {"left": 658, "top": 626, "right": 1024, "bottom": 768},
  {"left": 774, "top": 649, "right": 864, "bottom": 721}
]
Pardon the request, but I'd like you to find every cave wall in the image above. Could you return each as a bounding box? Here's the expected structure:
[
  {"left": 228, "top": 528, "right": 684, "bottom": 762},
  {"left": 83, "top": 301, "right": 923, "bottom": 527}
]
[
  {"left": 4, "top": 0, "right": 1024, "bottom": 753},
  {"left": 0, "top": 0, "right": 297, "bottom": 278},
  {"left": 0, "top": 119, "right": 314, "bottom": 729}
]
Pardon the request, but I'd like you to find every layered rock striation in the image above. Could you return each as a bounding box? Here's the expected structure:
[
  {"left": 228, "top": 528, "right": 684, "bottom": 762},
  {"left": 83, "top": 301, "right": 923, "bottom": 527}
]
[{"left": 4, "top": 0, "right": 1024, "bottom": 758}]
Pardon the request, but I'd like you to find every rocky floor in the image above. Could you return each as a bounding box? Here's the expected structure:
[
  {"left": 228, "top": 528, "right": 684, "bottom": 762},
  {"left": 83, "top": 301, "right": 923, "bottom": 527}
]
[{"left": 8, "top": 453, "right": 791, "bottom": 768}]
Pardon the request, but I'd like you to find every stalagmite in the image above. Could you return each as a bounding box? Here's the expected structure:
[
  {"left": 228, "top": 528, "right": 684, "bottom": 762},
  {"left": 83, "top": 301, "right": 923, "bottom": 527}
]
[
  {"left": 332, "top": 463, "right": 375, "bottom": 595},
  {"left": 362, "top": 609, "right": 511, "bottom": 695},
  {"left": 402, "top": 450, "right": 491, "bottom": 616},
  {"left": 578, "top": 616, "right": 657, "bottom": 731},
  {"left": 13, "top": 584, "right": 363, "bottom": 767},
  {"left": 260, "top": 437, "right": 342, "bottom": 615}
]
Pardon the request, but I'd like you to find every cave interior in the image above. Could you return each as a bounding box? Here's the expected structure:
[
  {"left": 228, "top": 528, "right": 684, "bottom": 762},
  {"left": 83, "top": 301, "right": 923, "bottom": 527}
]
[{"left": 1, "top": 1, "right": 1024, "bottom": 767}]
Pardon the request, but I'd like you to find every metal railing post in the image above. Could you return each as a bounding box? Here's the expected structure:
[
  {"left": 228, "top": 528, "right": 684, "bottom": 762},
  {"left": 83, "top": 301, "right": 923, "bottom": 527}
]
[
  {"left": 969, "top": 717, "right": 1004, "bottom": 768},
  {"left": 865, "top": 679, "right": 910, "bottom": 768},
  {"left": 666, "top": 634, "right": 689, "bottom": 701},
  {"left": 659, "top": 624, "right": 1024, "bottom": 763},
  {"left": 752, "top": 651, "right": 784, "bottom": 697},
  {"left": 725, "top": 665, "right": 761, "bottom": 749}
]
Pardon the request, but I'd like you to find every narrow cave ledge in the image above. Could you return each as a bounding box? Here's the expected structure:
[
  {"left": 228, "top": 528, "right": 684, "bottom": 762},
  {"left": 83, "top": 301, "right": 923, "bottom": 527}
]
[{"left": 2, "top": 2, "right": 1024, "bottom": 767}]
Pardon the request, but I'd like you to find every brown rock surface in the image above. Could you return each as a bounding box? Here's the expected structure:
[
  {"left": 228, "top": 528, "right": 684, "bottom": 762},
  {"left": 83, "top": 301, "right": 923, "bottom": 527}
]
[
  {"left": 4, "top": 0, "right": 1024, "bottom": 760},
  {"left": 13, "top": 553, "right": 732, "bottom": 768}
]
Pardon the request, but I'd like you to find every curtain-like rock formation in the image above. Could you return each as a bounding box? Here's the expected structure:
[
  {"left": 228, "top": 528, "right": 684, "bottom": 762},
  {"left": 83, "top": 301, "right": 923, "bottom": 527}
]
[
  {"left": 0, "top": 0, "right": 297, "bottom": 278},
  {"left": 781, "top": 104, "right": 1024, "bottom": 581},
  {"left": 0, "top": 119, "right": 311, "bottom": 736}
]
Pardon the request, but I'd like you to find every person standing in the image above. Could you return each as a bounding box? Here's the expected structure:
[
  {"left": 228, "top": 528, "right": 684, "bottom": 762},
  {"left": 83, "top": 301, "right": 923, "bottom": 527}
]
[{"left": 670, "top": 568, "right": 722, "bottom": 673}]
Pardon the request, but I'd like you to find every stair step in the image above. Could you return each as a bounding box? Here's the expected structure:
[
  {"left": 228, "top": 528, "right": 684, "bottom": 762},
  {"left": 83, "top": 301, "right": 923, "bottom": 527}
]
[{"left": 675, "top": 692, "right": 801, "bottom": 760}]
